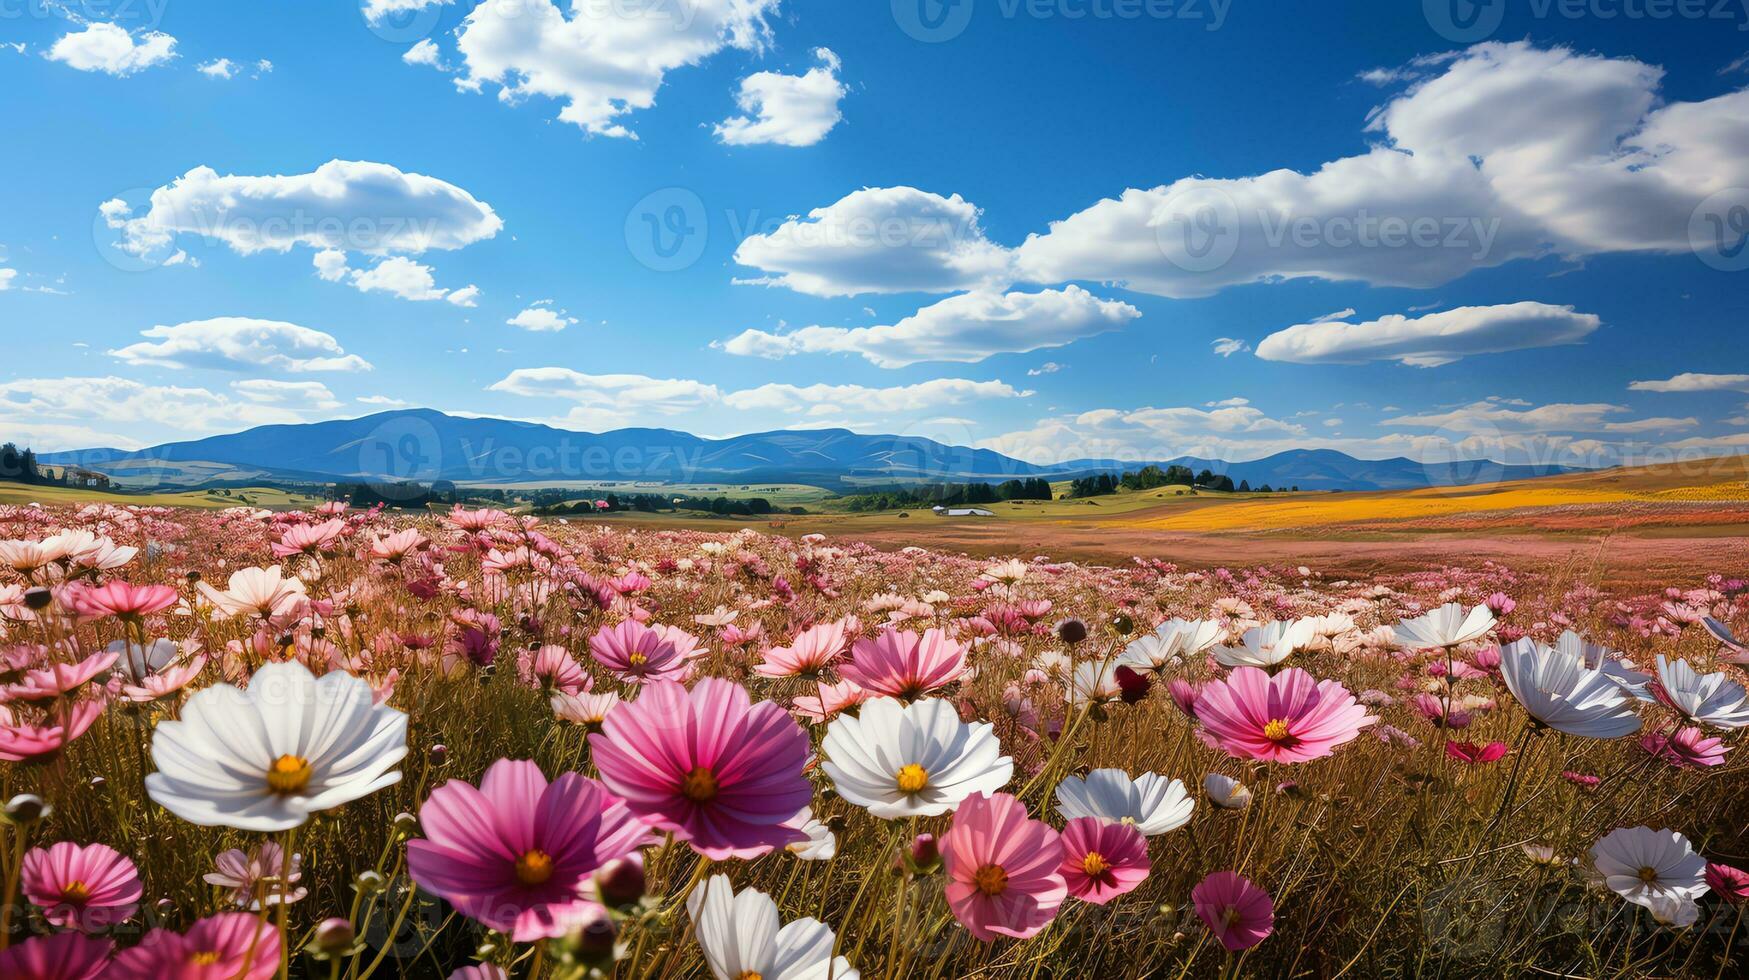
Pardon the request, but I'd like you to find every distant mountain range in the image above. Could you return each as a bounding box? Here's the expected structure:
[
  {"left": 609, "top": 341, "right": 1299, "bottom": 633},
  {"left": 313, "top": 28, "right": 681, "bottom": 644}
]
[{"left": 39, "top": 409, "right": 1581, "bottom": 492}]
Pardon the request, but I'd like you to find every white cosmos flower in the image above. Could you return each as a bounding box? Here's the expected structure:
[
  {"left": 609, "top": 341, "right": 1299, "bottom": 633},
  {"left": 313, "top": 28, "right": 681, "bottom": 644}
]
[
  {"left": 145, "top": 660, "right": 407, "bottom": 832},
  {"left": 1588, "top": 826, "right": 1709, "bottom": 911},
  {"left": 1394, "top": 602, "right": 1495, "bottom": 650},
  {"left": 1118, "top": 617, "right": 1222, "bottom": 673},
  {"left": 1213, "top": 620, "right": 1313, "bottom": 669},
  {"left": 1498, "top": 638, "right": 1641, "bottom": 738},
  {"left": 785, "top": 808, "right": 837, "bottom": 861},
  {"left": 196, "top": 566, "right": 308, "bottom": 620},
  {"left": 821, "top": 697, "right": 1011, "bottom": 818},
  {"left": 1067, "top": 658, "right": 1122, "bottom": 705},
  {"left": 1054, "top": 768, "right": 1194, "bottom": 836},
  {"left": 1203, "top": 773, "right": 1252, "bottom": 810},
  {"left": 1554, "top": 630, "right": 1653, "bottom": 701},
  {"left": 688, "top": 875, "right": 858, "bottom": 980},
  {"left": 1653, "top": 655, "right": 1749, "bottom": 730}
]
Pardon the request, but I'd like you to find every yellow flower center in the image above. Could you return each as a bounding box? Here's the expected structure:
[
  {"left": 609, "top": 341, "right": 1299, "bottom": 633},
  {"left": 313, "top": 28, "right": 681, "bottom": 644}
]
[
  {"left": 191, "top": 951, "right": 222, "bottom": 965},
  {"left": 62, "top": 880, "right": 91, "bottom": 902},
  {"left": 515, "top": 849, "right": 555, "bottom": 886},
  {"left": 628, "top": 652, "right": 648, "bottom": 667},
  {"left": 266, "top": 754, "right": 313, "bottom": 794},
  {"left": 681, "top": 766, "right": 719, "bottom": 803},
  {"left": 1638, "top": 866, "right": 1660, "bottom": 883},
  {"left": 735, "top": 973, "right": 764, "bottom": 980},
  {"left": 1080, "top": 852, "right": 1110, "bottom": 877},
  {"left": 895, "top": 763, "right": 929, "bottom": 794},
  {"left": 1223, "top": 906, "right": 1243, "bottom": 928},
  {"left": 1261, "top": 719, "right": 1292, "bottom": 742},
  {"left": 972, "top": 864, "right": 1009, "bottom": 896}
]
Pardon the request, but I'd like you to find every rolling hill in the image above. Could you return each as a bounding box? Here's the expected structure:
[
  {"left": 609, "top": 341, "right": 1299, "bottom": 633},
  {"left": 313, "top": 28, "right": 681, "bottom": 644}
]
[{"left": 38, "top": 409, "right": 1579, "bottom": 491}]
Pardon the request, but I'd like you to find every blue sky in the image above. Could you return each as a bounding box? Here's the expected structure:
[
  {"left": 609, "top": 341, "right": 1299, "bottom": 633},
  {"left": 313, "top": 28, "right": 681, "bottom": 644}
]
[{"left": 3, "top": 0, "right": 1748, "bottom": 468}]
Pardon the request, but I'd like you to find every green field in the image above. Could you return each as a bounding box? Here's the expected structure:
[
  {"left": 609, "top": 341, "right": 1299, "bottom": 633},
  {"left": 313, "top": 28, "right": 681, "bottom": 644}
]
[{"left": 0, "top": 483, "right": 327, "bottom": 509}]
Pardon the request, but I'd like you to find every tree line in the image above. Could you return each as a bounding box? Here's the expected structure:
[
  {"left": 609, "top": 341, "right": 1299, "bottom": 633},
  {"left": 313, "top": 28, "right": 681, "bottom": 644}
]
[
  {"left": 837, "top": 478, "right": 1054, "bottom": 513},
  {"left": 1067, "top": 464, "right": 1298, "bottom": 498}
]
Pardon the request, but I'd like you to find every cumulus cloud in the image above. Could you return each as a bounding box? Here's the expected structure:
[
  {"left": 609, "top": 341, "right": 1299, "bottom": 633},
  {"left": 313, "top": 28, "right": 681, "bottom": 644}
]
[
  {"left": 488, "top": 369, "right": 722, "bottom": 415},
  {"left": 107, "top": 317, "right": 373, "bottom": 373},
  {"left": 715, "top": 48, "right": 846, "bottom": 147},
  {"left": 0, "top": 269, "right": 14, "bottom": 291},
  {"left": 733, "top": 187, "right": 1013, "bottom": 297},
  {"left": 99, "top": 160, "right": 502, "bottom": 263},
  {"left": 230, "top": 379, "right": 344, "bottom": 410},
  {"left": 1628, "top": 372, "right": 1749, "bottom": 393},
  {"left": 443, "top": 0, "right": 779, "bottom": 138},
  {"left": 1012, "top": 42, "right": 1749, "bottom": 297},
  {"left": 47, "top": 23, "right": 176, "bottom": 76},
  {"left": 721, "top": 378, "right": 1028, "bottom": 415},
  {"left": 0, "top": 376, "right": 333, "bottom": 438},
  {"left": 1211, "top": 338, "right": 1249, "bottom": 357},
  {"left": 363, "top": 0, "right": 451, "bottom": 23},
  {"left": 717, "top": 286, "right": 1138, "bottom": 367},
  {"left": 507, "top": 304, "right": 579, "bottom": 332},
  {"left": 312, "top": 251, "right": 480, "bottom": 305},
  {"left": 1383, "top": 400, "right": 1629, "bottom": 435},
  {"left": 1255, "top": 302, "right": 1601, "bottom": 367}
]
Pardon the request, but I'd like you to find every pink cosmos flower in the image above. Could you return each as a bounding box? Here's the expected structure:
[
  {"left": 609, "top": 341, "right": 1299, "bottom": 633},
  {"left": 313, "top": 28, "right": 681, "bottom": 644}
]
[
  {"left": 109, "top": 912, "right": 280, "bottom": 980},
  {"left": 590, "top": 678, "right": 811, "bottom": 860},
  {"left": 754, "top": 620, "right": 849, "bottom": 678},
  {"left": 839, "top": 627, "right": 968, "bottom": 700},
  {"left": 1640, "top": 726, "right": 1730, "bottom": 769},
  {"left": 63, "top": 581, "right": 178, "bottom": 621},
  {"left": 1194, "top": 666, "right": 1376, "bottom": 764},
  {"left": 1561, "top": 770, "right": 1601, "bottom": 790},
  {"left": 448, "top": 967, "right": 510, "bottom": 980},
  {"left": 791, "top": 679, "right": 869, "bottom": 723},
  {"left": 0, "top": 932, "right": 113, "bottom": 980},
  {"left": 21, "top": 841, "right": 142, "bottom": 931},
  {"left": 1445, "top": 740, "right": 1509, "bottom": 765},
  {"left": 408, "top": 759, "right": 658, "bottom": 941},
  {"left": 271, "top": 519, "right": 346, "bottom": 558},
  {"left": 1057, "top": 817, "right": 1149, "bottom": 905},
  {"left": 941, "top": 791, "right": 1067, "bottom": 941},
  {"left": 0, "top": 700, "right": 105, "bottom": 763},
  {"left": 203, "top": 843, "right": 306, "bottom": 909},
  {"left": 1193, "top": 871, "right": 1275, "bottom": 951},
  {"left": 588, "top": 620, "right": 690, "bottom": 684},
  {"left": 521, "top": 644, "right": 591, "bottom": 696},
  {"left": 2, "top": 651, "right": 118, "bottom": 702},
  {"left": 1707, "top": 862, "right": 1749, "bottom": 902}
]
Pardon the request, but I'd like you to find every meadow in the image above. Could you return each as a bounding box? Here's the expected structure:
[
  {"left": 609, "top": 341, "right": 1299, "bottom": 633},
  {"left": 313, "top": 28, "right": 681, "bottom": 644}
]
[{"left": 0, "top": 499, "right": 1746, "bottom": 978}]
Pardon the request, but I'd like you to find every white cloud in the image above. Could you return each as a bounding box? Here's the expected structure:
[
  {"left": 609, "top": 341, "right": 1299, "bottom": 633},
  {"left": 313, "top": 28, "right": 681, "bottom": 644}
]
[
  {"left": 1628, "top": 372, "right": 1749, "bottom": 393},
  {"left": 717, "top": 286, "right": 1137, "bottom": 367},
  {"left": 310, "top": 250, "right": 478, "bottom": 305},
  {"left": 1255, "top": 302, "right": 1601, "bottom": 367},
  {"left": 403, "top": 39, "right": 444, "bottom": 68},
  {"left": 1211, "top": 338, "right": 1249, "bottom": 357},
  {"left": 231, "top": 379, "right": 343, "bottom": 410},
  {"left": 357, "top": 395, "right": 410, "bottom": 407},
  {"left": 715, "top": 48, "right": 846, "bottom": 147},
  {"left": 1012, "top": 42, "right": 1749, "bottom": 298},
  {"left": 107, "top": 317, "right": 373, "bottom": 373},
  {"left": 721, "top": 378, "right": 1029, "bottom": 415},
  {"left": 197, "top": 58, "right": 235, "bottom": 79},
  {"left": 506, "top": 304, "right": 578, "bottom": 332},
  {"left": 363, "top": 0, "right": 451, "bottom": 24},
  {"left": 100, "top": 160, "right": 502, "bottom": 262},
  {"left": 1384, "top": 400, "right": 1628, "bottom": 435},
  {"left": 1028, "top": 362, "right": 1063, "bottom": 376},
  {"left": 0, "top": 376, "right": 328, "bottom": 437},
  {"left": 445, "top": 284, "right": 481, "bottom": 307},
  {"left": 0, "top": 269, "right": 15, "bottom": 291},
  {"left": 445, "top": 0, "right": 779, "bottom": 138},
  {"left": 732, "top": 187, "right": 1013, "bottom": 297},
  {"left": 46, "top": 23, "right": 176, "bottom": 76},
  {"left": 488, "top": 368, "right": 722, "bottom": 415}
]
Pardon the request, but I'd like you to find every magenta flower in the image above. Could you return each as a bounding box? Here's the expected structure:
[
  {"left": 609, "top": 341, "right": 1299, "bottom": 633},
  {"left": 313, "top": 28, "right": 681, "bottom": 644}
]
[
  {"left": 202, "top": 842, "right": 306, "bottom": 909},
  {"left": 590, "top": 678, "right": 811, "bottom": 859},
  {"left": 21, "top": 841, "right": 142, "bottom": 931},
  {"left": 1444, "top": 740, "right": 1509, "bottom": 765},
  {"left": 1640, "top": 726, "right": 1730, "bottom": 769},
  {"left": 941, "top": 792, "right": 1067, "bottom": 941},
  {"left": 1057, "top": 817, "right": 1149, "bottom": 905},
  {"left": 408, "top": 758, "right": 657, "bottom": 941},
  {"left": 521, "top": 644, "right": 591, "bottom": 696},
  {"left": 755, "top": 620, "right": 849, "bottom": 678},
  {"left": 839, "top": 627, "right": 968, "bottom": 700},
  {"left": 1194, "top": 666, "right": 1376, "bottom": 763},
  {"left": 1707, "top": 861, "right": 1749, "bottom": 903},
  {"left": 0, "top": 700, "right": 105, "bottom": 763},
  {"left": 1192, "top": 871, "right": 1275, "bottom": 952},
  {"left": 109, "top": 913, "right": 280, "bottom": 979},
  {"left": 588, "top": 620, "right": 690, "bottom": 684},
  {"left": 0, "top": 932, "right": 113, "bottom": 980}
]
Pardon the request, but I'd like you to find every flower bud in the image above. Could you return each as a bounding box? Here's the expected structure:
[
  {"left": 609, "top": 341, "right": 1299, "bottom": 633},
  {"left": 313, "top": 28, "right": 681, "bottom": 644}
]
[
  {"left": 1111, "top": 613, "right": 1135, "bottom": 636},
  {"left": 311, "top": 918, "right": 356, "bottom": 957},
  {"left": 393, "top": 812, "right": 418, "bottom": 835},
  {"left": 23, "top": 588, "right": 51, "bottom": 611},
  {"left": 1055, "top": 618, "right": 1088, "bottom": 645},
  {"left": 594, "top": 856, "right": 646, "bottom": 908},
  {"left": 354, "top": 870, "right": 387, "bottom": 895},
  {"left": 909, "top": 833, "right": 941, "bottom": 873},
  {"left": 3, "top": 793, "right": 50, "bottom": 825},
  {"left": 428, "top": 744, "right": 449, "bottom": 766}
]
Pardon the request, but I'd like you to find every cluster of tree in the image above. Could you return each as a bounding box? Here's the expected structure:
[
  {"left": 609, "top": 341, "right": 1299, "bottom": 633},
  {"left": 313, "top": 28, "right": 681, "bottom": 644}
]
[
  {"left": 0, "top": 443, "right": 112, "bottom": 489},
  {"left": 333, "top": 481, "right": 459, "bottom": 510},
  {"left": 1067, "top": 463, "right": 1301, "bottom": 499},
  {"left": 539, "top": 492, "right": 803, "bottom": 518},
  {"left": 839, "top": 478, "right": 1054, "bottom": 513}
]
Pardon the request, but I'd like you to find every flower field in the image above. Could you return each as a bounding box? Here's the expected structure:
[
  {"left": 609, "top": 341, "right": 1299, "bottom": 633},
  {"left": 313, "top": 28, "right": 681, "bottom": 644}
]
[{"left": 1, "top": 501, "right": 1747, "bottom": 979}]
